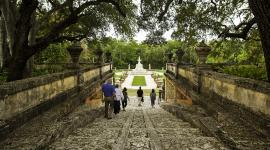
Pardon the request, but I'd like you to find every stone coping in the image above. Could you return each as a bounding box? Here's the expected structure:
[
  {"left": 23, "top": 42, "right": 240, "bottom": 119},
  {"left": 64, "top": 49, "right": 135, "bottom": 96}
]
[
  {"left": 177, "top": 66, "right": 270, "bottom": 95},
  {"left": 0, "top": 64, "right": 111, "bottom": 98}
]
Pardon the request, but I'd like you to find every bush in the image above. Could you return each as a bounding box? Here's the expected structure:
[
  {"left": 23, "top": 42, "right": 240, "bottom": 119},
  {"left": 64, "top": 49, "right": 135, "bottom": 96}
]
[{"left": 219, "top": 65, "right": 267, "bottom": 81}]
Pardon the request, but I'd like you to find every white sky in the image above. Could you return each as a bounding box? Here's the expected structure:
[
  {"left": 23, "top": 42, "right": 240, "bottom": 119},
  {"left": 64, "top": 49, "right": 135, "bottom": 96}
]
[
  {"left": 133, "top": 29, "right": 173, "bottom": 42},
  {"left": 106, "top": 27, "right": 174, "bottom": 43},
  {"left": 105, "top": 0, "right": 174, "bottom": 43},
  {"left": 106, "top": 0, "right": 243, "bottom": 43}
]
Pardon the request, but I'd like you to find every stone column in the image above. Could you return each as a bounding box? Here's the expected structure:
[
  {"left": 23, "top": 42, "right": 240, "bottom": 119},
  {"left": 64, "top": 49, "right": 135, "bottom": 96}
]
[
  {"left": 165, "top": 50, "right": 173, "bottom": 73},
  {"left": 95, "top": 46, "right": 103, "bottom": 65},
  {"left": 166, "top": 50, "right": 173, "bottom": 63},
  {"left": 149, "top": 64, "right": 151, "bottom": 70},
  {"left": 195, "top": 41, "right": 211, "bottom": 93},
  {"left": 67, "top": 42, "right": 83, "bottom": 69},
  {"left": 67, "top": 42, "right": 84, "bottom": 90},
  {"left": 195, "top": 41, "right": 211, "bottom": 66},
  {"left": 175, "top": 48, "right": 185, "bottom": 79},
  {"left": 94, "top": 45, "right": 103, "bottom": 79},
  {"left": 105, "top": 51, "right": 112, "bottom": 63}
]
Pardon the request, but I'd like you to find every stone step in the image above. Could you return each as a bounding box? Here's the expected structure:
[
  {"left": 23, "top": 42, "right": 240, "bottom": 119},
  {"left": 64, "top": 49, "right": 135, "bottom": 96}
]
[{"left": 0, "top": 105, "right": 103, "bottom": 149}]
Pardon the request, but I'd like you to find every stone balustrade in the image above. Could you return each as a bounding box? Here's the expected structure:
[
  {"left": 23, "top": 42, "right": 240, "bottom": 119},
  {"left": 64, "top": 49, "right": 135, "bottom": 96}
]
[
  {"left": 165, "top": 63, "right": 270, "bottom": 133},
  {"left": 0, "top": 64, "right": 112, "bottom": 139},
  {"left": 166, "top": 63, "right": 176, "bottom": 74}
]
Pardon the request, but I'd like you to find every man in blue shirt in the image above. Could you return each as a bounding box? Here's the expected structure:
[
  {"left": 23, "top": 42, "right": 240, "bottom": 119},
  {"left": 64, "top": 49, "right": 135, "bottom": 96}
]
[{"left": 102, "top": 80, "right": 115, "bottom": 119}]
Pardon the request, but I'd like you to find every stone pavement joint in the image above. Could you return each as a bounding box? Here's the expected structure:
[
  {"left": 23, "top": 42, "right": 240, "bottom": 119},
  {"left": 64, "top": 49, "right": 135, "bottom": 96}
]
[
  {"left": 113, "top": 110, "right": 134, "bottom": 150},
  {"left": 143, "top": 109, "right": 163, "bottom": 150}
]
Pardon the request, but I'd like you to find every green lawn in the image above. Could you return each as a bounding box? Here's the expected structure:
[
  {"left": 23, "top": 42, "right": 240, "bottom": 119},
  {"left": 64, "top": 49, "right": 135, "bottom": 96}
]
[{"left": 132, "top": 76, "right": 146, "bottom": 86}]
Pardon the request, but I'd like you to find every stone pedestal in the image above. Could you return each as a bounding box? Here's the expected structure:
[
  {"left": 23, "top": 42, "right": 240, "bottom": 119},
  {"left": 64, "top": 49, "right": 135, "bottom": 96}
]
[
  {"left": 176, "top": 48, "right": 185, "bottom": 64},
  {"left": 105, "top": 52, "right": 112, "bottom": 63},
  {"left": 67, "top": 42, "right": 83, "bottom": 69},
  {"left": 94, "top": 45, "right": 103, "bottom": 65},
  {"left": 166, "top": 51, "right": 173, "bottom": 63},
  {"left": 195, "top": 41, "right": 211, "bottom": 64}
]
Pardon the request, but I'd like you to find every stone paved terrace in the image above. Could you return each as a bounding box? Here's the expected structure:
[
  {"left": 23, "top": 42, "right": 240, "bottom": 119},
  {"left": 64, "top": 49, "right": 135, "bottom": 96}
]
[{"left": 48, "top": 97, "right": 227, "bottom": 150}]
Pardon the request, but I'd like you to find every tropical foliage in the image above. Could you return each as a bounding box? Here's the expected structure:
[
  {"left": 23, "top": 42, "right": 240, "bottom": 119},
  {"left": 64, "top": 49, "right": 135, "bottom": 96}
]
[{"left": 0, "top": 0, "right": 270, "bottom": 82}]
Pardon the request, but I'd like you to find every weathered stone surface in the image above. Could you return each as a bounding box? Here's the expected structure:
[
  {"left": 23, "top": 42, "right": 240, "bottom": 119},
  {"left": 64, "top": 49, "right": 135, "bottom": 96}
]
[
  {"left": 162, "top": 102, "right": 270, "bottom": 150},
  {"left": 0, "top": 101, "right": 104, "bottom": 149},
  {"left": 165, "top": 63, "right": 270, "bottom": 138},
  {"left": 0, "top": 64, "right": 112, "bottom": 141},
  {"left": 49, "top": 97, "right": 227, "bottom": 150}
]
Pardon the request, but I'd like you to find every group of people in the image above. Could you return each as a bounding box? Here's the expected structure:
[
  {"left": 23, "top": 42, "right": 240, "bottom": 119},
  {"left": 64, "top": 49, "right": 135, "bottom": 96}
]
[
  {"left": 136, "top": 86, "right": 157, "bottom": 108},
  {"left": 101, "top": 80, "right": 157, "bottom": 120},
  {"left": 101, "top": 80, "right": 129, "bottom": 119}
]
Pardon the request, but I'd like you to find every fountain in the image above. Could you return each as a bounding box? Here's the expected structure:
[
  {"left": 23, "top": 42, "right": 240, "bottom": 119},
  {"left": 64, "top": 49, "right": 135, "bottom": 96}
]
[
  {"left": 121, "top": 57, "right": 157, "bottom": 89},
  {"left": 130, "top": 57, "right": 151, "bottom": 75}
]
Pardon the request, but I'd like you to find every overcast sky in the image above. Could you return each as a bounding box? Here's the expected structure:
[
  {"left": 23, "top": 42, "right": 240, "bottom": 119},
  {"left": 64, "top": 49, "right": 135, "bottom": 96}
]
[
  {"left": 105, "top": 0, "right": 174, "bottom": 43},
  {"left": 134, "top": 29, "right": 173, "bottom": 42},
  {"left": 106, "top": 26, "right": 174, "bottom": 43}
]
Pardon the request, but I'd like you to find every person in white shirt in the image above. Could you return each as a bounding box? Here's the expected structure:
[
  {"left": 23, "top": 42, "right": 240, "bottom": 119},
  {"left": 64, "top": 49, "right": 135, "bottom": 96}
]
[{"left": 114, "top": 84, "right": 124, "bottom": 114}]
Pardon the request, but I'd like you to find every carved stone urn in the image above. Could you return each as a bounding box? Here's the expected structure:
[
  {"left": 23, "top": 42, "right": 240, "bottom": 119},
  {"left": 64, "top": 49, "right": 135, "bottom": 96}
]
[
  {"left": 195, "top": 41, "right": 211, "bottom": 64},
  {"left": 105, "top": 51, "right": 112, "bottom": 63},
  {"left": 94, "top": 45, "right": 103, "bottom": 64},
  {"left": 67, "top": 42, "right": 83, "bottom": 69},
  {"left": 166, "top": 50, "right": 173, "bottom": 63},
  {"left": 175, "top": 48, "right": 185, "bottom": 64}
]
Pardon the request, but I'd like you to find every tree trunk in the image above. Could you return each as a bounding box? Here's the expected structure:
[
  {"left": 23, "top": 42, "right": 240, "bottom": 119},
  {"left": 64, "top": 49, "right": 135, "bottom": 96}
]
[
  {"left": 0, "top": 14, "right": 10, "bottom": 70},
  {"left": 7, "top": 56, "right": 28, "bottom": 81},
  {"left": 23, "top": 14, "right": 38, "bottom": 78},
  {"left": 248, "top": 0, "right": 270, "bottom": 82},
  {"left": 0, "top": 16, "right": 3, "bottom": 69}
]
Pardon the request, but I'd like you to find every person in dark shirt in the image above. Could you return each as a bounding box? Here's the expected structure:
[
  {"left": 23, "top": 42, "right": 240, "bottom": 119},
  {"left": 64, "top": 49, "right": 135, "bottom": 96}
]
[
  {"left": 102, "top": 80, "right": 115, "bottom": 119},
  {"left": 122, "top": 87, "right": 129, "bottom": 111},
  {"left": 137, "top": 86, "right": 144, "bottom": 106},
  {"left": 150, "top": 89, "right": 156, "bottom": 108}
]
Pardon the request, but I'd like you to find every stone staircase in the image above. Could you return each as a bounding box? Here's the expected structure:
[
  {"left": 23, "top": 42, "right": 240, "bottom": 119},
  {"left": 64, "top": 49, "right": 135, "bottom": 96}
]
[{"left": 49, "top": 97, "right": 227, "bottom": 150}]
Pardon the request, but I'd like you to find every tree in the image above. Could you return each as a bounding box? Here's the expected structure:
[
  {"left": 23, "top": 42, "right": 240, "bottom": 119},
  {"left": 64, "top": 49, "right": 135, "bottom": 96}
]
[
  {"left": 138, "top": 0, "right": 270, "bottom": 82},
  {"left": 248, "top": 0, "right": 270, "bottom": 81},
  {"left": 143, "top": 30, "right": 167, "bottom": 45},
  {"left": 0, "top": 14, "right": 9, "bottom": 70},
  {"left": 0, "top": 0, "right": 135, "bottom": 81}
]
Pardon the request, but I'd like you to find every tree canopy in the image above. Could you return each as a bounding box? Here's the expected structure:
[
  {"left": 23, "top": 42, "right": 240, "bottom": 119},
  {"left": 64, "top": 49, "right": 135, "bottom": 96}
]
[
  {"left": 0, "top": 0, "right": 136, "bottom": 81},
  {"left": 0, "top": 0, "right": 270, "bottom": 82},
  {"left": 137, "top": 0, "right": 270, "bottom": 81}
]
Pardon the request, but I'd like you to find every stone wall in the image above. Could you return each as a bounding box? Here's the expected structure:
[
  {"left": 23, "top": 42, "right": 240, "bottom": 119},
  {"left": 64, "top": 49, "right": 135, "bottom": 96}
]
[
  {"left": 165, "top": 63, "right": 270, "bottom": 133},
  {"left": 165, "top": 78, "right": 175, "bottom": 103},
  {"left": 165, "top": 76, "right": 192, "bottom": 106},
  {"left": 0, "top": 64, "right": 112, "bottom": 139}
]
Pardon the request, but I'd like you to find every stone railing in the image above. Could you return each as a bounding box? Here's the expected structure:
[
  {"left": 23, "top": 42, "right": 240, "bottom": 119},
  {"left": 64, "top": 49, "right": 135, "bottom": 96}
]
[
  {"left": 165, "top": 63, "right": 270, "bottom": 132},
  {"left": 166, "top": 63, "right": 176, "bottom": 75},
  {"left": 0, "top": 63, "right": 112, "bottom": 138}
]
